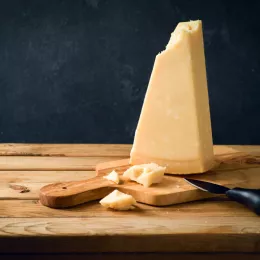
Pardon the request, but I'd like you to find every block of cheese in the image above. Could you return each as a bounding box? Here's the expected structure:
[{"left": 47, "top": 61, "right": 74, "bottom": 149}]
[
  {"left": 100, "top": 189, "right": 136, "bottom": 210},
  {"left": 130, "top": 20, "right": 215, "bottom": 174},
  {"left": 103, "top": 170, "right": 120, "bottom": 184},
  {"left": 123, "top": 163, "right": 165, "bottom": 187}
]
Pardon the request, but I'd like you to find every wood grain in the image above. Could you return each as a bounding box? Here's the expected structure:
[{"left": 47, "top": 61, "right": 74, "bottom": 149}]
[
  {"left": 0, "top": 199, "right": 256, "bottom": 218},
  {"left": 0, "top": 217, "right": 259, "bottom": 253},
  {"left": 6, "top": 216, "right": 254, "bottom": 236},
  {"left": 0, "top": 144, "right": 131, "bottom": 157},
  {"left": 39, "top": 158, "right": 260, "bottom": 208},
  {"left": 96, "top": 158, "right": 130, "bottom": 175},
  {"left": 0, "top": 144, "right": 259, "bottom": 159},
  {"left": 0, "top": 156, "right": 126, "bottom": 170},
  {"left": 0, "top": 171, "right": 96, "bottom": 199},
  {"left": 1, "top": 254, "right": 260, "bottom": 260},
  {"left": 0, "top": 144, "right": 260, "bottom": 254},
  {"left": 39, "top": 176, "right": 116, "bottom": 208},
  {"left": 0, "top": 170, "right": 96, "bottom": 183},
  {"left": 0, "top": 168, "right": 258, "bottom": 201},
  {"left": 0, "top": 145, "right": 258, "bottom": 171}
]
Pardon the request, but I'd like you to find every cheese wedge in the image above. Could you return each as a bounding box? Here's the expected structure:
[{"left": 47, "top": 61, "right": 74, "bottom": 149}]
[
  {"left": 103, "top": 170, "right": 120, "bottom": 184},
  {"left": 130, "top": 20, "right": 215, "bottom": 174},
  {"left": 100, "top": 189, "right": 136, "bottom": 210},
  {"left": 123, "top": 163, "right": 165, "bottom": 187}
]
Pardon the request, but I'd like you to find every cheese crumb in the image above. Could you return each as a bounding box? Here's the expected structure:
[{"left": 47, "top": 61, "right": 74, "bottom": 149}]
[
  {"left": 100, "top": 189, "right": 136, "bottom": 210},
  {"left": 123, "top": 163, "right": 166, "bottom": 187},
  {"left": 103, "top": 170, "right": 120, "bottom": 184}
]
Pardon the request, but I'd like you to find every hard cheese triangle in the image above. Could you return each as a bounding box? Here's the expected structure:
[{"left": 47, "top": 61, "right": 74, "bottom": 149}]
[{"left": 130, "top": 20, "right": 215, "bottom": 174}]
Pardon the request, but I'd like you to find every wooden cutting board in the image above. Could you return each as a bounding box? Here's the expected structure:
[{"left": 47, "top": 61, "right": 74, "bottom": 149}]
[{"left": 39, "top": 151, "right": 260, "bottom": 208}]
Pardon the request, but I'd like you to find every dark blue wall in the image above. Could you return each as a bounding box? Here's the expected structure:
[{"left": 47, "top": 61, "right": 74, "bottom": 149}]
[{"left": 0, "top": 0, "right": 259, "bottom": 144}]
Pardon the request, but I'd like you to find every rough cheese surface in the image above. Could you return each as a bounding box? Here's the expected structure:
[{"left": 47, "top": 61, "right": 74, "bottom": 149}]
[
  {"left": 130, "top": 20, "right": 215, "bottom": 174},
  {"left": 123, "top": 163, "right": 165, "bottom": 187},
  {"left": 103, "top": 170, "right": 120, "bottom": 184},
  {"left": 100, "top": 190, "right": 136, "bottom": 210}
]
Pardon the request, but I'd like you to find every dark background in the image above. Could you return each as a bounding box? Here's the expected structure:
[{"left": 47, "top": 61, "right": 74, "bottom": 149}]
[{"left": 0, "top": 0, "right": 259, "bottom": 144}]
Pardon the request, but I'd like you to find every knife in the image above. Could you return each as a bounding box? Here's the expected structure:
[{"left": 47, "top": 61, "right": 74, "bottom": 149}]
[{"left": 185, "top": 178, "right": 260, "bottom": 215}]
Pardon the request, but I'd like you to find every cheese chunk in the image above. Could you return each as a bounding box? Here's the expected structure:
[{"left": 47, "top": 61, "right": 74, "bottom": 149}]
[
  {"left": 130, "top": 20, "right": 215, "bottom": 174},
  {"left": 123, "top": 163, "right": 165, "bottom": 187},
  {"left": 103, "top": 170, "right": 120, "bottom": 184},
  {"left": 100, "top": 189, "right": 136, "bottom": 210}
]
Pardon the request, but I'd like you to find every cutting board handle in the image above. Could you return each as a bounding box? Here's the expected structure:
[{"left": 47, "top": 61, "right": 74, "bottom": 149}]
[
  {"left": 39, "top": 176, "right": 115, "bottom": 208},
  {"left": 226, "top": 188, "right": 260, "bottom": 215}
]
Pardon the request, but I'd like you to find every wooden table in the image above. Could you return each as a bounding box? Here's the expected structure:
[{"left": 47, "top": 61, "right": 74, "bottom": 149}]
[{"left": 0, "top": 144, "right": 260, "bottom": 260}]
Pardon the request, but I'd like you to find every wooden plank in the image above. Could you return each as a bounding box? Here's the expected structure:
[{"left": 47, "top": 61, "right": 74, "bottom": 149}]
[
  {"left": 0, "top": 217, "right": 259, "bottom": 253},
  {"left": 0, "top": 156, "right": 126, "bottom": 171},
  {"left": 215, "top": 146, "right": 260, "bottom": 171},
  {"left": 0, "top": 154, "right": 255, "bottom": 172},
  {"left": 0, "top": 168, "right": 259, "bottom": 201},
  {"left": 0, "top": 144, "right": 259, "bottom": 158},
  {"left": 0, "top": 170, "right": 96, "bottom": 183},
  {"left": 0, "top": 182, "right": 44, "bottom": 199},
  {"left": 1, "top": 253, "right": 260, "bottom": 260},
  {"left": 0, "top": 144, "right": 260, "bottom": 170},
  {"left": 0, "top": 199, "right": 256, "bottom": 218},
  {"left": 0, "top": 144, "right": 131, "bottom": 157},
  {"left": 0, "top": 144, "right": 259, "bottom": 254}
]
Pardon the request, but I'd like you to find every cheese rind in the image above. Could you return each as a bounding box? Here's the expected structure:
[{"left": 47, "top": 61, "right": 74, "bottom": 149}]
[
  {"left": 123, "top": 163, "right": 166, "bottom": 187},
  {"left": 99, "top": 190, "right": 136, "bottom": 210},
  {"left": 103, "top": 170, "right": 120, "bottom": 184},
  {"left": 130, "top": 20, "right": 215, "bottom": 174}
]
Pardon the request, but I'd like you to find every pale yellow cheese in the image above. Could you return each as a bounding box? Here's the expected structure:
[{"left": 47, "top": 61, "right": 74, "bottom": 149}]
[
  {"left": 100, "top": 189, "right": 136, "bottom": 210},
  {"left": 103, "top": 170, "right": 120, "bottom": 184},
  {"left": 130, "top": 20, "right": 215, "bottom": 174},
  {"left": 123, "top": 163, "right": 165, "bottom": 187}
]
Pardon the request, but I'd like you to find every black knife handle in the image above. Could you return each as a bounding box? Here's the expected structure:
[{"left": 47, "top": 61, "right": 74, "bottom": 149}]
[{"left": 226, "top": 188, "right": 260, "bottom": 215}]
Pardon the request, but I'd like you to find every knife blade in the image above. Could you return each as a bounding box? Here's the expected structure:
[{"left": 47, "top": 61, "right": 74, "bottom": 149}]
[
  {"left": 185, "top": 178, "right": 229, "bottom": 194},
  {"left": 184, "top": 178, "right": 260, "bottom": 215}
]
